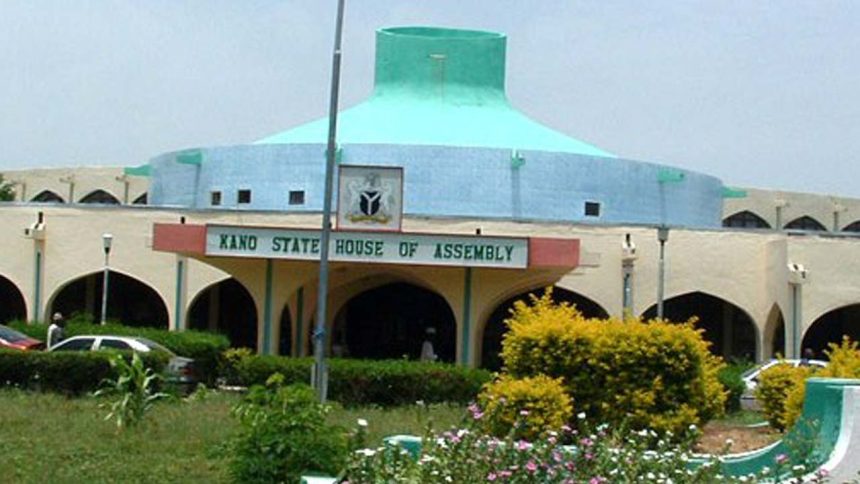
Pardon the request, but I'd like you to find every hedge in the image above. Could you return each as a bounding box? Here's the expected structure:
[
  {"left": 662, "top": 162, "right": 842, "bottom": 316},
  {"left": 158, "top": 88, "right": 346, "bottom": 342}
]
[
  {"left": 7, "top": 319, "right": 229, "bottom": 384},
  {"left": 0, "top": 349, "right": 166, "bottom": 395},
  {"left": 227, "top": 354, "right": 492, "bottom": 406},
  {"left": 718, "top": 360, "right": 754, "bottom": 413}
]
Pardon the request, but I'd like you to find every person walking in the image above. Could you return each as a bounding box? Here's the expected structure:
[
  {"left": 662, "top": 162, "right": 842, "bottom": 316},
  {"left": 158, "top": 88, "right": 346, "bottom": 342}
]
[{"left": 46, "top": 312, "right": 66, "bottom": 349}]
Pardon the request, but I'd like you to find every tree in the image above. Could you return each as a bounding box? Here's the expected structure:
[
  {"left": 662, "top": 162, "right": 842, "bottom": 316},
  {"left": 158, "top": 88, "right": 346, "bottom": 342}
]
[{"left": 0, "top": 174, "right": 15, "bottom": 201}]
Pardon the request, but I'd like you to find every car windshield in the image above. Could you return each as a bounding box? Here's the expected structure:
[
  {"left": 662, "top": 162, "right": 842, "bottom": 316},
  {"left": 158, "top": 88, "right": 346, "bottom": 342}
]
[
  {"left": 0, "top": 325, "right": 29, "bottom": 343},
  {"left": 135, "top": 338, "right": 175, "bottom": 356}
]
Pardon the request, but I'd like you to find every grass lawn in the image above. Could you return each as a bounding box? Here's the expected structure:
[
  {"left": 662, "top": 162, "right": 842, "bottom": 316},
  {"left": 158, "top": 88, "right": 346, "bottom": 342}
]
[
  {"left": 0, "top": 388, "right": 774, "bottom": 482},
  {"left": 0, "top": 389, "right": 465, "bottom": 483}
]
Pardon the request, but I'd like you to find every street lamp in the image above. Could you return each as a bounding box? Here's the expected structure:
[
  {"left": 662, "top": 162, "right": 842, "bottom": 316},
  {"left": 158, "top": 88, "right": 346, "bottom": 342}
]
[
  {"left": 100, "top": 233, "right": 113, "bottom": 325},
  {"left": 313, "top": 0, "right": 347, "bottom": 402},
  {"left": 656, "top": 226, "right": 669, "bottom": 319}
]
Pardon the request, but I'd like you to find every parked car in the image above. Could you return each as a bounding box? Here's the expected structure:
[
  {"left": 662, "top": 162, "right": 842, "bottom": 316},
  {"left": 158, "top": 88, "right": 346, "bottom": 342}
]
[
  {"left": 49, "top": 335, "right": 196, "bottom": 386},
  {"left": 740, "top": 358, "right": 827, "bottom": 410},
  {"left": 0, "top": 324, "right": 44, "bottom": 351}
]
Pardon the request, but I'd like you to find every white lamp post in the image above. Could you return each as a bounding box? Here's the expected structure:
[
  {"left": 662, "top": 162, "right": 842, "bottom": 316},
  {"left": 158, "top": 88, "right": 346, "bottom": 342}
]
[
  {"left": 100, "top": 233, "right": 113, "bottom": 325},
  {"left": 656, "top": 226, "right": 669, "bottom": 319}
]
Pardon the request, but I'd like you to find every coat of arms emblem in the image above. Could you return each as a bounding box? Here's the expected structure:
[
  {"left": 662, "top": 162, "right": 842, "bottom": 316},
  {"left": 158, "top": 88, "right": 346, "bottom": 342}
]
[{"left": 346, "top": 173, "right": 395, "bottom": 224}]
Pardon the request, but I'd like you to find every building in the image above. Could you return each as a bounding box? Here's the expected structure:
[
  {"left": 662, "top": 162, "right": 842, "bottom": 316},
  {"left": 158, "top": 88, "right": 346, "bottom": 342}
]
[{"left": 2, "top": 26, "right": 859, "bottom": 367}]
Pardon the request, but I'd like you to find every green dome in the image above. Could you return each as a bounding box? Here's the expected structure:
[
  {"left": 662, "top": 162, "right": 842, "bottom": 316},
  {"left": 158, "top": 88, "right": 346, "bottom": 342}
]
[{"left": 257, "top": 26, "right": 614, "bottom": 158}]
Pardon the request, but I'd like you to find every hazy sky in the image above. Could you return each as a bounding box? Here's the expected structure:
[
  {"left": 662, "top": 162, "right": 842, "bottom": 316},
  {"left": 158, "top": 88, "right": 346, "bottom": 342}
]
[{"left": 2, "top": 1, "right": 858, "bottom": 197}]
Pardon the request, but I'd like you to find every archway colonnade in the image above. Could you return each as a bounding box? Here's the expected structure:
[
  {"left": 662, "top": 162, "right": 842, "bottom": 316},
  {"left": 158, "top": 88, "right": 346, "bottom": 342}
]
[{"left": 3, "top": 262, "right": 860, "bottom": 367}]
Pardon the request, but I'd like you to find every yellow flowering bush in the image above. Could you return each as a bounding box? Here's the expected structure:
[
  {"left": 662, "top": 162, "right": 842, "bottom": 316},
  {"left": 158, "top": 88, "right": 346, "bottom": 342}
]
[
  {"left": 499, "top": 289, "right": 726, "bottom": 435},
  {"left": 780, "top": 338, "right": 860, "bottom": 429},
  {"left": 755, "top": 363, "right": 812, "bottom": 430},
  {"left": 477, "top": 374, "right": 573, "bottom": 441}
]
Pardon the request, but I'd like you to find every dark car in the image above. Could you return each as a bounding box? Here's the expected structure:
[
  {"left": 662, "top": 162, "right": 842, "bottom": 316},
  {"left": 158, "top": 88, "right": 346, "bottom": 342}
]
[
  {"left": 49, "top": 335, "right": 196, "bottom": 386},
  {"left": 0, "top": 324, "right": 44, "bottom": 351}
]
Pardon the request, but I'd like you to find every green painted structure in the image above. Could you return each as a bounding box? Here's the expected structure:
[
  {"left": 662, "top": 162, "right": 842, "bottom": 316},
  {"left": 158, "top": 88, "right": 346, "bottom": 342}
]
[{"left": 257, "top": 27, "right": 614, "bottom": 158}]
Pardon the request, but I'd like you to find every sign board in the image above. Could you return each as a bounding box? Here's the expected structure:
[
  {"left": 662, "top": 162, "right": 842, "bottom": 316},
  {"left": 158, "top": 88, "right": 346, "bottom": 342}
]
[
  {"left": 206, "top": 225, "right": 528, "bottom": 269},
  {"left": 337, "top": 165, "right": 403, "bottom": 231}
]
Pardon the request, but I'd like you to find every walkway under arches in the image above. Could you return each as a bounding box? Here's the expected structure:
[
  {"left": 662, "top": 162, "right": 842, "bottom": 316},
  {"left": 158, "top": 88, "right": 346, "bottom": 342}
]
[
  {"left": 330, "top": 281, "right": 457, "bottom": 362},
  {"left": 642, "top": 291, "right": 757, "bottom": 360},
  {"left": 49, "top": 271, "right": 168, "bottom": 327},
  {"left": 0, "top": 274, "right": 27, "bottom": 323},
  {"left": 187, "top": 278, "right": 258, "bottom": 349},
  {"left": 803, "top": 304, "right": 860, "bottom": 358}
]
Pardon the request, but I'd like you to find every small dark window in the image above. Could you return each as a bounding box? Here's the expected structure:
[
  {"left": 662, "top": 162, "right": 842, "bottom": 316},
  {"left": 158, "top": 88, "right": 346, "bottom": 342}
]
[
  {"left": 843, "top": 221, "right": 860, "bottom": 233},
  {"left": 210, "top": 191, "right": 221, "bottom": 206},
  {"left": 723, "top": 211, "right": 770, "bottom": 229},
  {"left": 785, "top": 216, "right": 826, "bottom": 232},
  {"left": 289, "top": 190, "right": 305, "bottom": 205},
  {"left": 584, "top": 201, "right": 600, "bottom": 217},
  {"left": 238, "top": 189, "right": 251, "bottom": 204}
]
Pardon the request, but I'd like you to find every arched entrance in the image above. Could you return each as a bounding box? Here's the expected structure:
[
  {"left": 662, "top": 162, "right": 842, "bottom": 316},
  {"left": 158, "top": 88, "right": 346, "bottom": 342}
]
[
  {"left": 764, "top": 304, "right": 786, "bottom": 359},
  {"left": 480, "top": 287, "right": 609, "bottom": 370},
  {"left": 802, "top": 304, "right": 860, "bottom": 359},
  {"left": 331, "top": 282, "right": 456, "bottom": 362},
  {"left": 278, "top": 305, "right": 292, "bottom": 356},
  {"left": 187, "top": 278, "right": 257, "bottom": 349},
  {"left": 49, "top": 271, "right": 168, "bottom": 328},
  {"left": 642, "top": 292, "right": 757, "bottom": 360},
  {"left": 0, "top": 275, "right": 27, "bottom": 323}
]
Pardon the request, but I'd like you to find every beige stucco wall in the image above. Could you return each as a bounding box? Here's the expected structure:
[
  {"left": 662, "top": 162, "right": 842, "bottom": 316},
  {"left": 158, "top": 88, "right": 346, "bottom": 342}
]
[{"left": 3, "top": 167, "right": 860, "bottom": 365}]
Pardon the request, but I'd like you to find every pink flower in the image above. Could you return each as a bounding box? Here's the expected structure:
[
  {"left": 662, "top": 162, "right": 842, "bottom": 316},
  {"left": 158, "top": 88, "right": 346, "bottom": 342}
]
[
  {"left": 487, "top": 472, "right": 497, "bottom": 481},
  {"left": 776, "top": 454, "right": 788, "bottom": 464},
  {"left": 526, "top": 461, "right": 538, "bottom": 473},
  {"left": 516, "top": 440, "right": 529, "bottom": 451}
]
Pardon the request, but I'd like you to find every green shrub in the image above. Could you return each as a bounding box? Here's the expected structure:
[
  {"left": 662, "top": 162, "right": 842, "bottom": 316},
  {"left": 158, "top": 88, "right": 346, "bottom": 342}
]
[
  {"left": 229, "top": 355, "right": 491, "bottom": 406},
  {"left": 477, "top": 374, "right": 573, "bottom": 440},
  {"left": 7, "top": 320, "right": 229, "bottom": 384},
  {"left": 0, "top": 349, "right": 166, "bottom": 395},
  {"left": 718, "top": 360, "right": 754, "bottom": 413},
  {"left": 499, "top": 289, "right": 726, "bottom": 435},
  {"left": 94, "top": 352, "right": 168, "bottom": 430},
  {"left": 229, "top": 376, "right": 348, "bottom": 483}
]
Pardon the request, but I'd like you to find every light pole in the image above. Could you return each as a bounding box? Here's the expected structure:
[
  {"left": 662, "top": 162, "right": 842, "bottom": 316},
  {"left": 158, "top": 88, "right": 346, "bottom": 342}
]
[
  {"left": 313, "top": 0, "right": 347, "bottom": 402},
  {"left": 100, "top": 233, "right": 113, "bottom": 325},
  {"left": 621, "top": 233, "right": 637, "bottom": 317},
  {"left": 656, "top": 226, "right": 669, "bottom": 319}
]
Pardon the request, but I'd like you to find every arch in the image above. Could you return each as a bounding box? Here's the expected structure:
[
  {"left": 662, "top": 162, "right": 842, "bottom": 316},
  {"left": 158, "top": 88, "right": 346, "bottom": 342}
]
[
  {"left": 802, "top": 304, "right": 860, "bottom": 358},
  {"left": 0, "top": 274, "right": 27, "bottom": 323},
  {"left": 278, "top": 303, "right": 292, "bottom": 356},
  {"left": 132, "top": 192, "right": 148, "bottom": 205},
  {"left": 641, "top": 291, "right": 757, "bottom": 361},
  {"left": 48, "top": 271, "right": 168, "bottom": 328},
  {"left": 187, "top": 278, "right": 258, "bottom": 349},
  {"left": 784, "top": 215, "right": 826, "bottom": 232},
  {"left": 330, "top": 282, "right": 457, "bottom": 362},
  {"left": 763, "top": 304, "right": 786, "bottom": 360},
  {"left": 842, "top": 220, "right": 860, "bottom": 233},
  {"left": 480, "top": 286, "right": 610, "bottom": 370},
  {"left": 79, "top": 189, "right": 120, "bottom": 205},
  {"left": 723, "top": 210, "right": 771, "bottom": 229},
  {"left": 30, "top": 190, "right": 64, "bottom": 203}
]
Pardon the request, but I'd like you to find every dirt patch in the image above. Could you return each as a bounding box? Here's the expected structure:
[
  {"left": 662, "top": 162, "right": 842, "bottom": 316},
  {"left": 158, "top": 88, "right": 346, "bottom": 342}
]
[{"left": 696, "top": 421, "right": 781, "bottom": 454}]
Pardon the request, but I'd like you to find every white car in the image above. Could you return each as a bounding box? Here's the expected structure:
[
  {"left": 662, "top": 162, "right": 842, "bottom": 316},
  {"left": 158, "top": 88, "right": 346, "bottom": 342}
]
[
  {"left": 49, "top": 335, "right": 196, "bottom": 385},
  {"left": 740, "top": 358, "right": 827, "bottom": 409}
]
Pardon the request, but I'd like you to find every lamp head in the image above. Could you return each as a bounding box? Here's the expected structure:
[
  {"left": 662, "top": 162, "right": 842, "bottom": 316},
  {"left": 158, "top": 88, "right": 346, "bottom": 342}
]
[{"left": 102, "top": 233, "right": 113, "bottom": 251}]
